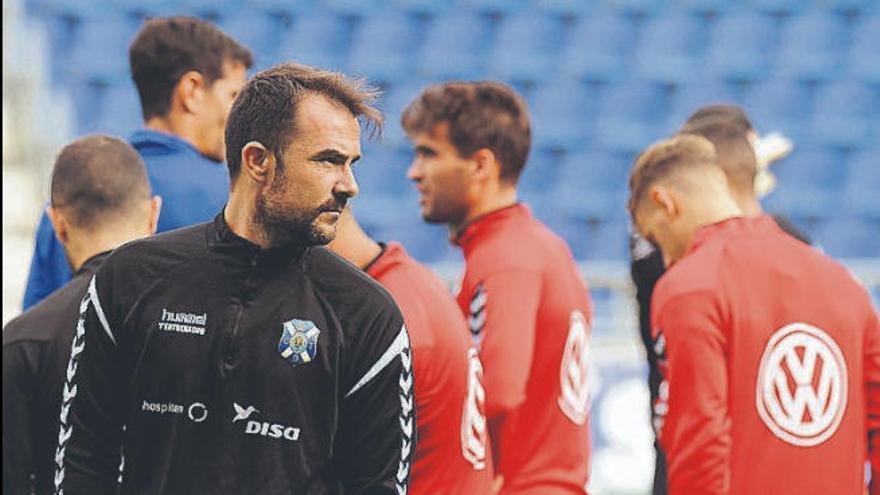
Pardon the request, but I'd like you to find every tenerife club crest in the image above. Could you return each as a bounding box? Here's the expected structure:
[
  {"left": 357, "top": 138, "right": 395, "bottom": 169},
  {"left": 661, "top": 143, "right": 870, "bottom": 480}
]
[{"left": 278, "top": 319, "right": 320, "bottom": 366}]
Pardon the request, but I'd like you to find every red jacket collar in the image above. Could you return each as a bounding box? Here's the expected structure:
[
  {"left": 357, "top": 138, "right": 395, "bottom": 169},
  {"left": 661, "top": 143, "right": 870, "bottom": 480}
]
[
  {"left": 365, "top": 241, "right": 407, "bottom": 279},
  {"left": 687, "top": 214, "right": 776, "bottom": 255},
  {"left": 452, "top": 203, "right": 532, "bottom": 250}
]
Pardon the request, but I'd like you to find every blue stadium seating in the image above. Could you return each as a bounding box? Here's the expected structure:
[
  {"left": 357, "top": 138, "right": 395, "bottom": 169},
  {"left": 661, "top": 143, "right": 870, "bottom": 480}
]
[
  {"left": 674, "top": 0, "right": 741, "bottom": 14},
  {"left": 742, "top": 79, "right": 813, "bottom": 141},
  {"left": 746, "top": 0, "right": 807, "bottom": 15},
  {"left": 347, "top": 13, "right": 421, "bottom": 84},
  {"left": 379, "top": 79, "right": 431, "bottom": 147},
  {"left": 706, "top": 11, "right": 776, "bottom": 83},
  {"left": 555, "top": 149, "right": 631, "bottom": 221},
  {"left": 66, "top": 15, "right": 138, "bottom": 84},
  {"left": 776, "top": 12, "right": 847, "bottom": 82},
  {"left": 848, "top": 15, "right": 880, "bottom": 85},
  {"left": 635, "top": 13, "right": 707, "bottom": 84},
  {"left": 217, "top": 13, "right": 285, "bottom": 69},
  {"left": 665, "top": 81, "right": 742, "bottom": 134},
  {"left": 816, "top": 0, "right": 877, "bottom": 14},
  {"left": 562, "top": 11, "right": 635, "bottom": 82},
  {"left": 764, "top": 148, "right": 843, "bottom": 218},
  {"left": 487, "top": 12, "right": 565, "bottom": 83},
  {"left": 417, "top": 13, "right": 491, "bottom": 80},
  {"left": 811, "top": 80, "right": 880, "bottom": 149},
  {"left": 355, "top": 145, "right": 413, "bottom": 196},
  {"left": 606, "top": 0, "right": 669, "bottom": 15},
  {"left": 531, "top": 78, "right": 596, "bottom": 150},
  {"left": 534, "top": 0, "right": 600, "bottom": 16},
  {"left": 595, "top": 80, "right": 669, "bottom": 153},
  {"left": 92, "top": 82, "right": 143, "bottom": 137},
  {"left": 815, "top": 217, "right": 880, "bottom": 258},
  {"left": 843, "top": 150, "right": 880, "bottom": 219},
  {"left": 277, "top": 12, "right": 350, "bottom": 72},
  {"left": 459, "top": 0, "right": 528, "bottom": 14}
]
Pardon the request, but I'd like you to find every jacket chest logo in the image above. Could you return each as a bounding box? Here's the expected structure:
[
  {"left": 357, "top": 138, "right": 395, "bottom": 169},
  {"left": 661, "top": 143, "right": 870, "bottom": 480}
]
[{"left": 278, "top": 319, "right": 320, "bottom": 366}]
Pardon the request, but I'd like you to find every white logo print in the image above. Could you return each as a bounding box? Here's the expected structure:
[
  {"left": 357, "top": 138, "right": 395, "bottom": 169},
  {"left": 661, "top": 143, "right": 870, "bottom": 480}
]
[
  {"left": 558, "top": 310, "right": 592, "bottom": 425},
  {"left": 756, "top": 322, "right": 848, "bottom": 447},
  {"left": 461, "top": 348, "right": 488, "bottom": 470},
  {"left": 232, "top": 403, "right": 259, "bottom": 423}
]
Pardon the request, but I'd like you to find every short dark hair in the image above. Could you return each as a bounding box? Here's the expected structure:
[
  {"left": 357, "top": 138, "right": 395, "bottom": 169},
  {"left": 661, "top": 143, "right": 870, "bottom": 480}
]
[
  {"left": 224, "top": 62, "right": 383, "bottom": 182},
  {"left": 680, "top": 104, "right": 754, "bottom": 136},
  {"left": 129, "top": 16, "right": 253, "bottom": 120},
  {"left": 401, "top": 81, "right": 531, "bottom": 183},
  {"left": 50, "top": 135, "right": 151, "bottom": 230},
  {"left": 682, "top": 123, "right": 758, "bottom": 195},
  {"left": 628, "top": 134, "right": 717, "bottom": 217}
]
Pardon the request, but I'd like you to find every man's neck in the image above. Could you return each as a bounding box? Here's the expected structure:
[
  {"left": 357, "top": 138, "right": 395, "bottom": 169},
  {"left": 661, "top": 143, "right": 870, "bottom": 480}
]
[
  {"left": 328, "top": 211, "right": 382, "bottom": 269},
  {"left": 224, "top": 190, "right": 270, "bottom": 248},
  {"left": 731, "top": 189, "right": 763, "bottom": 217},
  {"left": 66, "top": 230, "right": 146, "bottom": 271},
  {"left": 145, "top": 116, "right": 200, "bottom": 152},
  {"left": 454, "top": 184, "right": 518, "bottom": 233}
]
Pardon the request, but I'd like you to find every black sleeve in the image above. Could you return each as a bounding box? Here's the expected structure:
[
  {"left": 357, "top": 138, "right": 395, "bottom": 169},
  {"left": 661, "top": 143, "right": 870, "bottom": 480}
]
[
  {"left": 629, "top": 231, "right": 666, "bottom": 406},
  {"left": 3, "top": 340, "right": 38, "bottom": 495},
  {"left": 56, "top": 273, "right": 125, "bottom": 495},
  {"left": 337, "top": 310, "right": 415, "bottom": 495}
]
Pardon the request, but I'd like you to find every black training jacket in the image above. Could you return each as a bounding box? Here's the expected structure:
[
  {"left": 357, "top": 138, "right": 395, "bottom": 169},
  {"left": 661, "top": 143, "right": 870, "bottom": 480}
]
[
  {"left": 56, "top": 213, "right": 415, "bottom": 495},
  {"left": 3, "top": 252, "right": 109, "bottom": 495}
]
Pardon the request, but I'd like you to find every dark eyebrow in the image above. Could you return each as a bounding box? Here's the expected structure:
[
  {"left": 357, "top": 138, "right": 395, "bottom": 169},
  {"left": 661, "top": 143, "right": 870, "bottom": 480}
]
[{"left": 308, "top": 149, "right": 353, "bottom": 165}]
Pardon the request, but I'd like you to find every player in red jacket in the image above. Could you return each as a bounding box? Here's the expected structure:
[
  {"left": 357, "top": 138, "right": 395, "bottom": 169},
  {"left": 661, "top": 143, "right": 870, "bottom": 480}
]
[
  {"left": 330, "top": 208, "right": 493, "bottom": 494},
  {"left": 402, "top": 81, "right": 593, "bottom": 495},
  {"left": 628, "top": 134, "right": 880, "bottom": 495}
]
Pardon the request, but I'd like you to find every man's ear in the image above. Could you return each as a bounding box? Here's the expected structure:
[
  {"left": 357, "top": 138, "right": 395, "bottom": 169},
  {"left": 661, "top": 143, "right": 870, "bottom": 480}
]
[
  {"left": 148, "top": 195, "right": 163, "bottom": 235},
  {"left": 649, "top": 185, "right": 679, "bottom": 218},
  {"left": 175, "top": 70, "right": 206, "bottom": 115},
  {"left": 241, "top": 142, "right": 274, "bottom": 186},
  {"left": 470, "top": 148, "right": 500, "bottom": 182},
  {"left": 46, "top": 205, "right": 69, "bottom": 245}
]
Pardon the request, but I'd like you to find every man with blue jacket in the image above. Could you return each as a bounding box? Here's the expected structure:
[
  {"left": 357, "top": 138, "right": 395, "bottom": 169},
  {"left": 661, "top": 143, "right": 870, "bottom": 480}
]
[{"left": 23, "top": 16, "right": 252, "bottom": 308}]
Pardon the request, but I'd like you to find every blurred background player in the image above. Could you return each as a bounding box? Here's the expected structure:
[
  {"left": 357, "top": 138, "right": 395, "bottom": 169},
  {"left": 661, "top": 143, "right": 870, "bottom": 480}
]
[
  {"left": 629, "top": 134, "right": 880, "bottom": 494},
  {"left": 22, "top": 16, "right": 252, "bottom": 309},
  {"left": 3, "top": 135, "right": 159, "bottom": 495},
  {"left": 629, "top": 104, "right": 806, "bottom": 495},
  {"left": 329, "top": 206, "right": 494, "bottom": 494},
  {"left": 402, "top": 81, "right": 593, "bottom": 495}
]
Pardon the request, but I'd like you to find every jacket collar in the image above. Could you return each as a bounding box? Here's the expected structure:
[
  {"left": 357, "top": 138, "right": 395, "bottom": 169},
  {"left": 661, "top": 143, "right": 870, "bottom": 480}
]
[
  {"left": 453, "top": 203, "right": 531, "bottom": 250},
  {"left": 129, "top": 128, "right": 218, "bottom": 162},
  {"left": 206, "top": 210, "right": 309, "bottom": 266},
  {"left": 75, "top": 250, "right": 112, "bottom": 278}
]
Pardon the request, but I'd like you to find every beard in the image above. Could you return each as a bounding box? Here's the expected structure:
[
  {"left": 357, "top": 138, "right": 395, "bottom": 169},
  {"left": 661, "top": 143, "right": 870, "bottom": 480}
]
[{"left": 253, "top": 173, "right": 348, "bottom": 247}]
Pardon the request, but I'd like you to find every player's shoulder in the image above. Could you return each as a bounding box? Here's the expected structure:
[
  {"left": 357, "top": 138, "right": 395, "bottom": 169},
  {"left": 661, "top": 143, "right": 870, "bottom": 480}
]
[
  {"left": 98, "top": 223, "right": 208, "bottom": 290},
  {"left": 653, "top": 243, "right": 724, "bottom": 314},
  {"left": 470, "top": 214, "right": 565, "bottom": 275},
  {"left": 3, "top": 272, "right": 91, "bottom": 344},
  {"left": 304, "top": 246, "right": 402, "bottom": 318}
]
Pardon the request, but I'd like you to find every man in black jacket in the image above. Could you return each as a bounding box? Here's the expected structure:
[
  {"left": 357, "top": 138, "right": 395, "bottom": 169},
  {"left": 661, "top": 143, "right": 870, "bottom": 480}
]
[
  {"left": 630, "top": 104, "right": 809, "bottom": 495},
  {"left": 54, "top": 63, "right": 416, "bottom": 495},
  {"left": 3, "top": 135, "right": 161, "bottom": 495}
]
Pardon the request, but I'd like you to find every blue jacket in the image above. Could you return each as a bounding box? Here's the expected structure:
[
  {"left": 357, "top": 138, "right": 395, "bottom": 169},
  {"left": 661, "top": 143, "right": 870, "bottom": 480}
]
[{"left": 22, "top": 129, "right": 230, "bottom": 309}]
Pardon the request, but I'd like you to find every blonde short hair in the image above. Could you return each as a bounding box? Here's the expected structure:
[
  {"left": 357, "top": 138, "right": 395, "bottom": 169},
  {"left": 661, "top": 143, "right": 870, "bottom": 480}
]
[{"left": 627, "top": 134, "right": 717, "bottom": 216}]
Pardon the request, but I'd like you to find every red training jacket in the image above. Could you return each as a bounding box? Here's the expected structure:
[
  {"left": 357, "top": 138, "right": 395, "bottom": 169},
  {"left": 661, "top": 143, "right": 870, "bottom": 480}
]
[
  {"left": 652, "top": 215, "right": 880, "bottom": 495},
  {"left": 367, "top": 242, "right": 494, "bottom": 495},
  {"left": 454, "top": 204, "right": 593, "bottom": 495}
]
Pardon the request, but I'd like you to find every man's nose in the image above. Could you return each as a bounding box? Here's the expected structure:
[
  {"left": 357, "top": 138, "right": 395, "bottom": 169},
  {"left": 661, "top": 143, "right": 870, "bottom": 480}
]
[
  {"left": 335, "top": 166, "right": 359, "bottom": 199},
  {"left": 406, "top": 160, "right": 421, "bottom": 181}
]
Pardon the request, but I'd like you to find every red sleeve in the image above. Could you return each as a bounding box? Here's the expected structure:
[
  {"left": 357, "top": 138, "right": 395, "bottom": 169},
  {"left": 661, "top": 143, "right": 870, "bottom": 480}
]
[
  {"left": 655, "top": 291, "right": 731, "bottom": 495},
  {"left": 865, "top": 308, "right": 880, "bottom": 495}
]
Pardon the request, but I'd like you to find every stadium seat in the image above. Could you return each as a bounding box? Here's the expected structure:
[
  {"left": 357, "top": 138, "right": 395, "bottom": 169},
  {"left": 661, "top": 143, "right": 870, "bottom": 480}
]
[
  {"left": 519, "top": 148, "right": 559, "bottom": 197},
  {"left": 393, "top": 0, "right": 451, "bottom": 15},
  {"left": 706, "top": 11, "right": 776, "bottom": 83},
  {"left": 248, "top": 0, "right": 315, "bottom": 15},
  {"left": 814, "top": 216, "right": 880, "bottom": 259},
  {"left": 458, "top": 0, "right": 528, "bottom": 14},
  {"left": 742, "top": 79, "right": 812, "bottom": 142},
  {"left": 487, "top": 12, "right": 565, "bottom": 84},
  {"left": 217, "top": 12, "right": 285, "bottom": 68},
  {"left": 555, "top": 149, "right": 631, "bottom": 221},
  {"left": 531, "top": 78, "right": 596, "bottom": 150},
  {"left": 635, "top": 13, "right": 707, "bottom": 84},
  {"left": 91, "top": 82, "right": 143, "bottom": 137},
  {"left": 763, "top": 148, "right": 843, "bottom": 218},
  {"left": 605, "top": 0, "right": 670, "bottom": 15},
  {"left": 417, "top": 13, "right": 491, "bottom": 80},
  {"left": 355, "top": 145, "right": 413, "bottom": 196},
  {"left": 66, "top": 15, "right": 139, "bottom": 85},
  {"left": 562, "top": 11, "right": 635, "bottom": 82},
  {"left": 277, "top": 12, "right": 350, "bottom": 72},
  {"left": 324, "top": 0, "right": 392, "bottom": 15},
  {"left": 379, "top": 79, "right": 432, "bottom": 147},
  {"left": 347, "top": 13, "right": 420, "bottom": 84},
  {"left": 673, "top": 0, "right": 741, "bottom": 14},
  {"left": 811, "top": 80, "right": 879, "bottom": 149},
  {"left": 848, "top": 15, "right": 880, "bottom": 85},
  {"left": 665, "top": 81, "right": 742, "bottom": 135},
  {"left": 746, "top": 0, "right": 807, "bottom": 15},
  {"left": 534, "top": 0, "right": 599, "bottom": 16},
  {"left": 594, "top": 80, "right": 669, "bottom": 153},
  {"left": 816, "top": 0, "right": 878, "bottom": 14},
  {"left": 843, "top": 150, "right": 880, "bottom": 218},
  {"left": 776, "top": 12, "right": 847, "bottom": 82}
]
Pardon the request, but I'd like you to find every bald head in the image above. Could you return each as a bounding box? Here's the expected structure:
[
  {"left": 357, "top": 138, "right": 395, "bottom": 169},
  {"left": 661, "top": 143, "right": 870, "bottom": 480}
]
[{"left": 50, "top": 135, "right": 151, "bottom": 231}]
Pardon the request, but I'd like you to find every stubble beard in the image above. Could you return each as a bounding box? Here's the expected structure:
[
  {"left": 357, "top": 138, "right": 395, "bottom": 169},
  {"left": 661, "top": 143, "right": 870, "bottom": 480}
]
[{"left": 253, "top": 175, "right": 345, "bottom": 247}]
